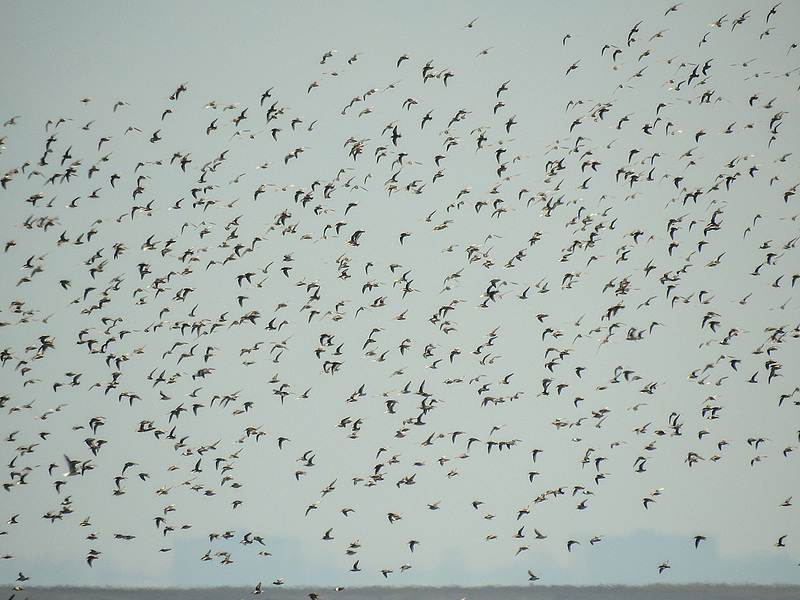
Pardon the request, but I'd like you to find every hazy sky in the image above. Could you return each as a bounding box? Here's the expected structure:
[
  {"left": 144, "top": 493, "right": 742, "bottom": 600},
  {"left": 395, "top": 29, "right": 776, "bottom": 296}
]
[{"left": 2, "top": 0, "right": 799, "bottom": 594}]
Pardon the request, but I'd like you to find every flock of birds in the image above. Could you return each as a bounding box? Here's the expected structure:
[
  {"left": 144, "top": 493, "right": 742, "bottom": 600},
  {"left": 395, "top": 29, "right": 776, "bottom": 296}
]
[{"left": 2, "top": 2, "right": 800, "bottom": 597}]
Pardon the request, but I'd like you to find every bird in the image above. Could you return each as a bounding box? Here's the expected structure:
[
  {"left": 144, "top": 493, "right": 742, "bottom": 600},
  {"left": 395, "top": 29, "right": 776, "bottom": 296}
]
[
  {"left": 566, "top": 60, "right": 580, "bottom": 75},
  {"left": 63, "top": 455, "right": 81, "bottom": 476}
]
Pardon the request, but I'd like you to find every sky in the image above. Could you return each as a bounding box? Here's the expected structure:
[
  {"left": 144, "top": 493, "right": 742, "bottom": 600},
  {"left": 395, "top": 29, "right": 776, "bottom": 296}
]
[{"left": 1, "top": 0, "right": 800, "bottom": 595}]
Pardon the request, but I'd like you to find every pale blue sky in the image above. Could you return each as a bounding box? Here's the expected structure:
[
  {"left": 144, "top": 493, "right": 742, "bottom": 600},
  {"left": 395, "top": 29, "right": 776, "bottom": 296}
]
[{"left": 1, "top": 0, "right": 799, "bottom": 592}]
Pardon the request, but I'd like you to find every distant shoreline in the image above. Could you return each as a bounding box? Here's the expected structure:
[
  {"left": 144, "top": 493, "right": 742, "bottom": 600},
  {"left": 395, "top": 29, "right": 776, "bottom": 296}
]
[{"left": 9, "top": 583, "right": 800, "bottom": 600}]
